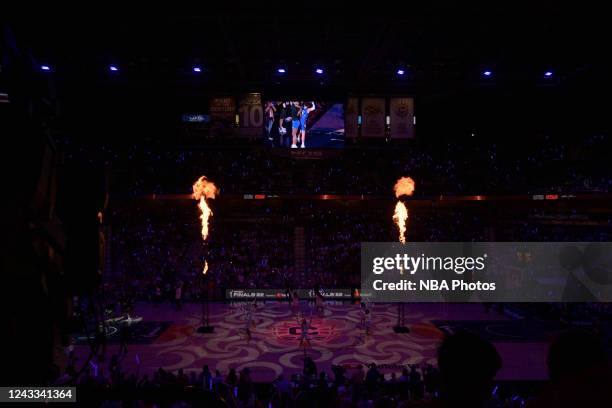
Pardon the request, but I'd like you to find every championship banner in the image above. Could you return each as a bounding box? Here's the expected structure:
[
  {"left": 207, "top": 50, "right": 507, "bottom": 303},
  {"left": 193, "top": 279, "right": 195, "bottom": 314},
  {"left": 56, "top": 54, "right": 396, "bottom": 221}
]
[
  {"left": 238, "top": 93, "right": 263, "bottom": 137},
  {"left": 361, "top": 97, "right": 385, "bottom": 138},
  {"left": 345, "top": 97, "right": 359, "bottom": 138},
  {"left": 209, "top": 96, "right": 236, "bottom": 137},
  {"left": 390, "top": 97, "right": 415, "bottom": 139}
]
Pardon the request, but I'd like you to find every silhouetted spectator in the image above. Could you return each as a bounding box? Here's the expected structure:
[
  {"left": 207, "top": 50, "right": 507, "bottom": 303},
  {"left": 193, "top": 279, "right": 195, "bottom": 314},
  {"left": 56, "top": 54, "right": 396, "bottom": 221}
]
[
  {"left": 409, "top": 365, "right": 425, "bottom": 400},
  {"left": 226, "top": 368, "right": 237, "bottom": 387},
  {"left": 118, "top": 325, "right": 130, "bottom": 355},
  {"left": 527, "top": 330, "right": 610, "bottom": 408},
  {"left": 436, "top": 331, "right": 502, "bottom": 406},
  {"left": 332, "top": 364, "right": 346, "bottom": 387},
  {"left": 237, "top": 368, "right": 254, "bottom": 404},
  {"left": 303, "top": 356, "right": 317, "bottom": 379},
  {"left": 200, "top": 364, "right": 212, "bottom": 390}
]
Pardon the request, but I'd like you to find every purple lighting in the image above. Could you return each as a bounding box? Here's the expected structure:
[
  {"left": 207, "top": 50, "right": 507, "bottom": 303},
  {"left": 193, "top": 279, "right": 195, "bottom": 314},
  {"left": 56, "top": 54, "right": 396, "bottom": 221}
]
[
  {"left": 483, "top": 70, "right": 492, "bottom": 77},
  {"left": 40, "top": 65, "right": 51, "bottom": 71},
  {"left": 396, "top": 69, "right": 405, "bottom": 75},
  {"left": 193, "top": 66, "right": 202, "bottom": 73},
  {"left": 315, "top": 68, "right": 324, "bottom": 74},
  {"left": 544, "top": 71, "right": 553, "bottom": 77},
  {"left": 277, "top": 68, "right": 286, "bottom": 74},
  {"left": 109, "top": 65, "right": 118, "bottom": 72}
]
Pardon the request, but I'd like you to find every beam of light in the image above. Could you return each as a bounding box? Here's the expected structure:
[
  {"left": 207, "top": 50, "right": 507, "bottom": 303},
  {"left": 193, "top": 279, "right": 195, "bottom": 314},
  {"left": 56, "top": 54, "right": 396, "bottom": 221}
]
[{"left": 393, "top": 177, "right": 416, "bottom": 244}]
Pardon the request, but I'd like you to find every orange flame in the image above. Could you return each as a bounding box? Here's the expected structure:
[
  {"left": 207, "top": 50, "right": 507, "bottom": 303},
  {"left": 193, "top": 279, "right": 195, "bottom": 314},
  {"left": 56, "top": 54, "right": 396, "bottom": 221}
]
[
  {"left": 192, "top": 176, "right": 219, "bottom": 241},
  {"left": 394, "top": 176, "right": 415, "bottom": 198},
  {"left": 393, "top": 177, "right": 415, "bottom": 244},
  {"left": 393, "top": 201, "right": 409, "bottom": 244},
  {"left": 192, "top": 176, "right": 218, "bottom": 275}
]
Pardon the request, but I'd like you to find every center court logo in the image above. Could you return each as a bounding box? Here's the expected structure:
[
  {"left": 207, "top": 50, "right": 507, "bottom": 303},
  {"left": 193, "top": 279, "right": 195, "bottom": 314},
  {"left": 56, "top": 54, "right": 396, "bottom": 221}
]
[{"left": 273, "top": 320, "right": 336, "bottom": 343}]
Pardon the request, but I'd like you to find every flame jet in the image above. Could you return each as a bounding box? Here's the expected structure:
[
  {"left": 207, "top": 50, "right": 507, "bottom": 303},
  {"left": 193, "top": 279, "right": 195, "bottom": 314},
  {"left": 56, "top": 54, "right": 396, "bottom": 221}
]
[
  {"left": 192, "top": 176, "right": 219, "bottom": 273},
  {"left": 393, "top": 177, "right": 415, "bottom": 244}
]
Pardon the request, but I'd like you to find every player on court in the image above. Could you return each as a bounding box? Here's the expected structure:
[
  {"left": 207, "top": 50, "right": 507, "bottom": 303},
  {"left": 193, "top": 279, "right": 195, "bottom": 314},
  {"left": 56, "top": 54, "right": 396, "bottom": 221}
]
[
  {"left": 299, "top": 316, "right": 311, "bottom": 349},
  {"left": 360, "top": 302, "right": 372, "bottom": 335},
  {"left": 242, "top": 300, "right": 257, "bottom": 342},
  {"left": 289, "top": 288, "right": 300, "bottom": 315},
  {"left": 364, "top": 305, "right": 372, "bottom": 336},
  {"left": 314, "top": 284, "right": 325, "bottom": 315}
]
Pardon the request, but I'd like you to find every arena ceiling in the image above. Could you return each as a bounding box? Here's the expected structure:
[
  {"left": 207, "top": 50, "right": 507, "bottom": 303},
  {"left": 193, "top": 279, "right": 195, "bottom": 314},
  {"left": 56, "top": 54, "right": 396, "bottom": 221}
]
[{"left": 5, "top": 5, "right": 610, "bottom": 91}]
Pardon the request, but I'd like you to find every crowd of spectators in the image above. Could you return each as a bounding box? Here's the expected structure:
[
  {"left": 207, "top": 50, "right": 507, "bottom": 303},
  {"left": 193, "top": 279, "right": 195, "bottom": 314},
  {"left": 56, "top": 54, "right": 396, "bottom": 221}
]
[
  {"left": 70, "top": 133, "right": 612, "bottom": 199},
  {"left": 61, "top": 130, "right": 611, "bottom": 309},
  {"left": 56, "top": 329, "right": 609, "bottom": 407},
  {"left": 101, "top": 196, "right": 612, "bottom": 307}
]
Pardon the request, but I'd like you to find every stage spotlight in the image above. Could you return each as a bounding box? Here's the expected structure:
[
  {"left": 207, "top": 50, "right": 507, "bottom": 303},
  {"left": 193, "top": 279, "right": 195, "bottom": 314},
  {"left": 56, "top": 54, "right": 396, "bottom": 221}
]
[
  {"left": 544, "top": 71, "right": 553, "bottom": 77},
  {"left": 315, "top": 68, "right": 324, "bottom": 74},
  {"left": 109, "top": 65, "right": 118, "bottom": 72},
  {"left": 483, "top": 70, "right": 492, "bottom": 77},
  {"left": 193, "top": 66, "right": 202, "bottom": 73},
  {"left": 277, "top": 68, "right": 286, "bottom": 74},
  {"left": 396, "top": 69, "right": 405, "bottom": 76},
  {"left": 40, "top": 65, "right": 51, "bottom": 71}
]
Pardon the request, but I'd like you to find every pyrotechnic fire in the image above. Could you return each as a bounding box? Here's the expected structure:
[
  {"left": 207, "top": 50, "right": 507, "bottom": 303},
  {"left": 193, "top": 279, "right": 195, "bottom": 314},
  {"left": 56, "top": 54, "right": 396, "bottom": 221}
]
[
  {"left": 393, "top": 177, "right": 415, "bottom": 244},
  {"left": 192, "top": 176, "right": 218, "bottom": 274},
  {"left": 393, "top": 202, "right": 409, "bottom": 244},
  {"left": 394, "top": 177, "right": 415, "bottom": 198},
  {"left": 192, "top": 176, "right": 219, "bottom": 240}
]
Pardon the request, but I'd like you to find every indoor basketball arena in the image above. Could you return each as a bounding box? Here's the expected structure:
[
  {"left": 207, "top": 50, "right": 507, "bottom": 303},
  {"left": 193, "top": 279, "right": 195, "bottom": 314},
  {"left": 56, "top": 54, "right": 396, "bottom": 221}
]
[{"left": 2, "top": 6, "right": 611, "bottom": 407}]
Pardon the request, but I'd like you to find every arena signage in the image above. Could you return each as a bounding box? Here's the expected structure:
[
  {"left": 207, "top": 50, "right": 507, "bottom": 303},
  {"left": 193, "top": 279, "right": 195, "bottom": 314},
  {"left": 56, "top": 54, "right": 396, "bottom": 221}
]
[{"left": 226, "top": 288, "right": 354, "bottom": 300}]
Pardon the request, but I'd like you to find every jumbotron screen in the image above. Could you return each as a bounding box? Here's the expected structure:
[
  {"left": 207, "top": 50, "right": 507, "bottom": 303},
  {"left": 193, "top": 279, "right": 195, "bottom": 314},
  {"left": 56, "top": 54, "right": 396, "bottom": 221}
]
[{"left": 263, "top": 100, "right": 344, "bottom": 148}]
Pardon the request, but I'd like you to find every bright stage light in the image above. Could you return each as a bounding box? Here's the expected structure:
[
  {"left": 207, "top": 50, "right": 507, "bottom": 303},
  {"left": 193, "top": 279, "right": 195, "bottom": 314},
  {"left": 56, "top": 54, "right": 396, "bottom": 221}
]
[
  {"left": 483, "top": 70, "right": 492, "bottom": 77},
  {"left": 277, "top": 68, "right": 286, "bottom": 74},
  {"left": 544, "top": 71, "right": 553, "bottom": 77},
  {"left": 41, "top": 65, "right": 51, "bottom": 71},
  {"left": 396, "top": 69, "right": 405, "bottom": 76},
  {"left": 193, "top": 66, "right": 202, "bottom": 73},
  {"left": 315, "top": 68, "right": 324, "bottom": 74},
  {"left": 109, "top": 65, "right": 118, "bottom": 72}
]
